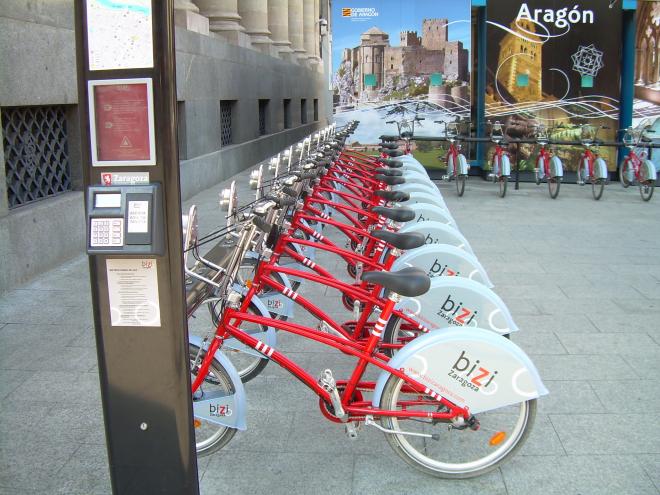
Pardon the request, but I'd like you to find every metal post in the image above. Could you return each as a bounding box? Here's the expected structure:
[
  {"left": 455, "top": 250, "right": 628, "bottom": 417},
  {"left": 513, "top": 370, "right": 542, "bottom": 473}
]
[
  {"left": 73, "top": 1, "right": 199, "bottom": 493},
  {"left": 475, "top": 5, "right": 487, "bottom": 170},
  {"left": 618, "top": 6, "right": 636, "bottom": 165}
]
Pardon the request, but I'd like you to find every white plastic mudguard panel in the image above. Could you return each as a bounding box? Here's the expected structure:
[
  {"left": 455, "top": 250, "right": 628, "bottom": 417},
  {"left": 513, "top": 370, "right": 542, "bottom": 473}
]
[
  {"left": 372, "top": 327, "right": 548, "bottom": 414},
  {"left": 550, "top": 156, "right": 563, "bottom": 177},
  {"left": 399, "top": 220, "right": 474, "bottom": 255},
  {"left": 407, "top": 202, "right": 456, "bottom": 228},
  {"left": 395, "top": 276, "right": 518, "bottom": 335},
  {"left": 643, "top": 159, "right": 657, "bottom": 181},
  {"left": 594, "top": 157, "right": 608, "bottom": 180},
  {"left": 393, "top": 244, "right": 493, "bottom": 288}
]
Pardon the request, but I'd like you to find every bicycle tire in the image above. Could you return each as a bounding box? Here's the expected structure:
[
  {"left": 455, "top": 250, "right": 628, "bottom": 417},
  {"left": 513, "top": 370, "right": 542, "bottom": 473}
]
[
  {"left": 456, "top": 175, "right": 466, "bottom": 197},
  {"left": 379, "top": 373, "right": 536, "bottom": 479},
  {"left": 619, "top": 159, "right": 631, "bottom": 188},
  {"left": 189, "top": 345, "right": 238, "bottom": 456},
  {"left": 498, "top": 176, "right": 507, "bottom": 198},
  {"left": 640, "top": 180, "right": 655, "bottom": 201},
  {"left": 548, "top": 177, "right": 560, "bottom": 199},
  {"left": 535, "top": 156, "right": 544, "bottom": 185},
  {"left": 592, "top": 178, "right": 604, "bottom": 201}
]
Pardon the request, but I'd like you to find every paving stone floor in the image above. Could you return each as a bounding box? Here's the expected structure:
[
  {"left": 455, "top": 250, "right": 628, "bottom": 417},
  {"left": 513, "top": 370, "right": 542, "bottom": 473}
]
[{"left": 1, "top": 169, "right": 659, "bottom": 494}]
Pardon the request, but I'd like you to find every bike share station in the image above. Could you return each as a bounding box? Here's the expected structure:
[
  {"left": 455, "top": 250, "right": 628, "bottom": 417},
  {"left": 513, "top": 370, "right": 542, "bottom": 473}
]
[
  {"left": 69, "top": 1, "right": 654, "bottom": 493},
  {"left": 74, "top": 1, "right": 199, "bottom": 492}
]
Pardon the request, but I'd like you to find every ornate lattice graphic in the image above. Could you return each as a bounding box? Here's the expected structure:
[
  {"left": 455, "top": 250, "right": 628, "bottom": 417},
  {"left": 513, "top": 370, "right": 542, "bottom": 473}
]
[
  {"left": 2, "top": 106, "right": 71, "bottom": 209},
  {"left": 571, "top": 44, "right": 605, "bottom": 77},
  {"left": 220, "top": 100, "right": 233, "bottom": 146}
]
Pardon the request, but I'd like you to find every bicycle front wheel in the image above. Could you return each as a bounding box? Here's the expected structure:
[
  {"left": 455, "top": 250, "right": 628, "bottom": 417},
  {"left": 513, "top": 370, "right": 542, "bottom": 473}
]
[
  {"left": 640, "top": 180, "right": 655, "bottom": 201},
  {"left": 379, "top": 374, "right": 536, "bottom": 479},
  {"left": 619, "top": 160, "right": 631, "bottom": 188},
  {"left": 190, "top": 345, "right": 238, "bottom": 456}
]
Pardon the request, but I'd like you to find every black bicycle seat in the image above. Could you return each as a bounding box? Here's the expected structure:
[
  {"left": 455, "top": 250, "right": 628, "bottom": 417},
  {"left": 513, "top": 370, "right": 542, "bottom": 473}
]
[
  {"left": 380, "top": 142, "right": 399, "bottom": 150},
  {"left": 374, "top": 190, "right": 410, "bottom": 202},
  {"left": 375, "top": 174, "right": 406, "bottom": 185},
  {"left": 379, "top": 159, "right": 403, "bottom": 168},
  {"left": 372, "top": 206, "right": 415, "bottom": 222},
  {"left": 374, "top": 168, "right": 403, "bottom": 177},
  {"left": 400, "top": 131, "right": 413, "bottom": 139},
  {"left": 362, "top": 267, "right": 430, "bottom": 297},
  {"left": 372, "top": 230, "right": 425, "bottom": 250},
  {"left": 382, "top": 149, "right": 404, "bottom": 157}
]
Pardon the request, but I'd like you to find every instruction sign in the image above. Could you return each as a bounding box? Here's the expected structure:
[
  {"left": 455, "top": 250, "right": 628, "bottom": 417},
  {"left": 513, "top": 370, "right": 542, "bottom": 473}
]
[
  {"left": 86, "top": 0, "right": 154, "bottom": 71},
  {"left": 106, "top": 258, "right": 161, "bottom": 327},
  {"left": 89, "top": 78, "right": 156, "bottom": 166}
]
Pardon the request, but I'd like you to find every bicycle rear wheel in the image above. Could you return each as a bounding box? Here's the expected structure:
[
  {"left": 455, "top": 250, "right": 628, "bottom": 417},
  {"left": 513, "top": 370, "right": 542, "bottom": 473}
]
[
  {"left": 591, "top": 178, "right": 604, "bottom": 201},
  {"left": 456, "top": 175, "right": 466, "bottom": 197},
  {"left": 498, "top": 176, "right": 508, "bottom": 198},
  {"left": 640, "top": 180, "right": 655, "bottom": 201},
  {"left": 548, "top": 177, "right": 560, "bottom": 199},
  {"left": 379, "top": 373, "right": 536, "bottom": 479},
  {"left": 189, "top": 345, "right": 238, "bottom": 456}
]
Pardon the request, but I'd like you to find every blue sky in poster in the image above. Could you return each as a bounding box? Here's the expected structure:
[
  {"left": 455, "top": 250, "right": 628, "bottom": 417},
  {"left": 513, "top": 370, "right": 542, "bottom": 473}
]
[{"left": 331, "top": 0, "right": 471, "bottom": 73}]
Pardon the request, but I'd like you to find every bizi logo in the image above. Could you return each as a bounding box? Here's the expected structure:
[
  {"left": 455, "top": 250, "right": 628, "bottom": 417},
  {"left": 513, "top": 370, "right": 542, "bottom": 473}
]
[
  {"left": 267, "top": 299, "right": 283, "bottom": 310},
  {"left": 429, "top": 259, "right": 459, "bottom": 278},
  {"left": 209, "top": 404, "right": 232, "bottom": 417},
  {"left": 437, "top": 294, "right": 477, "bottom": 326},
  {"left": 447, "top": 350, "right": 498, "bottom": 392}
]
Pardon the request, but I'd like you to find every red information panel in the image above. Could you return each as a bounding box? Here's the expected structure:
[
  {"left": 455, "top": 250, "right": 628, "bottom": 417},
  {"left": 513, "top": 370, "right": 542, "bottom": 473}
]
[{"left": 90, "top": 79, "right": 155, "bottom": 165}]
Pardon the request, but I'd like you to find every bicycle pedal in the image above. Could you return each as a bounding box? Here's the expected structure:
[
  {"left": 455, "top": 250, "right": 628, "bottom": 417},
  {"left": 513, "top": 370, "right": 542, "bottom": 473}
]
[
  {"left": 577, "top": 181, "right": 585, "bottom": 186},
  {"left": 441, "top": 175, "right": 449, "bottom": 181},
  {"left": 345, "top": 422, "right": 360, "bottom": 440}
]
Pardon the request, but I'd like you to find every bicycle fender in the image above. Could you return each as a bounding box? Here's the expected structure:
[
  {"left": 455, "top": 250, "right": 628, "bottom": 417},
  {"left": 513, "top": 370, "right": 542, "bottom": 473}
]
[
  {"left": 255, "top": 274, "right": 295, "bottom": 318},
  {"left": 536, "top": 156, "right": 546, "bottom": 180},
  {"left": 642, "top": 159, "right": 657, "bottom": 181},
  {"left": 594, "top": 157, "right": 608, "bottom": 180},
  {"left": 399, "top": 220, "right": 475, "bottom": 255},
  {"left": 500, "top": 154, "right": 511, "bottom": 176},
  {"left": 621, "top": 159, "right": 634, "bottom": 183},
  {"left": 392, "top": 244, "right": 493, "bottom": 288},
  {"left": 395, "top": 276, "right": 518, "bottom": 335},
  {"left": 400, "top": 174, "right": 436, "bottom": 189},
  {"left": 189, "top": 335, "right": 247, "bottom": 430},
  {"left": 407, "top": 202, "right": 456, "bottom": 228},
  {"left": 456, "top": 154, "right": 469, "bottom": 175},
  {"left": 401, "top": 190, "right": 447, "bottom": 209},
  {"left": 401, "top": 161, "right": 429, "bottom": 175},
  {"left": 372, "top": 327, "right": 548, "bottom": 414},
  {"left": 549, "top": 156, "right": 563, "bottom": 178},
  {"left": 395, "top": 182, "right": 440, "bottom": 196}
]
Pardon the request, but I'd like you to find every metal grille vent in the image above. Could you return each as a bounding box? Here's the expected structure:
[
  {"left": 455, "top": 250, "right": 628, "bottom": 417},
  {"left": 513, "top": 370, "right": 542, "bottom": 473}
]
[
  {"left": 2, "top": 106, "right": 71, "bottom": 209},
  {"left": 220, "top": 100, "right": 233, "bottom": 146},
  {"left": 258, "top": 100, "right": 268, "bottom": 136}
]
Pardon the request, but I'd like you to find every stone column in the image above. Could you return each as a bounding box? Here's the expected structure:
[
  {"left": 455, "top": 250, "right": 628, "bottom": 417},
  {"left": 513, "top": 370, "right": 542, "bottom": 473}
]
[
  {"left": 238, "top": 0, "right": 273, "bottom": 53},
  {"left": 288, "top": 0, "right": 307, "bottom": 63},
  {"left": 196, "top": 0, "right": 249, "bottom": 46},
  {"left": 303, "top": 0, "right": 320, "bottom": 67},
  {"left": 174, "top": 0, "right": 209, "bottom": 35},
  {"left": 268, "top": 0, "right": 294, "bottom": 59}
]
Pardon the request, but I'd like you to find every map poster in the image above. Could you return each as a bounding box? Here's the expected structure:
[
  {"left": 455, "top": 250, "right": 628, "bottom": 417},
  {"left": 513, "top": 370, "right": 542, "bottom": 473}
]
[
  {"left": 86, "top": 0, "right": 154, "bottom": 71},
  {"left": 89, "top": 78, "right": 156, "bottom": 166},
  {"left": 486, "top": 1, "right": 622, "bottom": 172},
  {"left": 331, "top": 0, "right": 471, "bottom": 168}
]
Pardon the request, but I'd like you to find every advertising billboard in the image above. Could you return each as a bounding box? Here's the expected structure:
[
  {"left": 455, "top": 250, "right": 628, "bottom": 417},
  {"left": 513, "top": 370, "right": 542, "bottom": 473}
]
[
  {"left": 332, "top": 0, "right": 472, "bottom": 162},
  {"left": 486, "top": 1, "right": 622, "bottom": 172}
]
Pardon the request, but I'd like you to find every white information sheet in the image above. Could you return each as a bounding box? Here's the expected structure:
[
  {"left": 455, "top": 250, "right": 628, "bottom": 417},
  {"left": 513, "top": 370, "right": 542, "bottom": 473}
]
[
  {"left": 127, "top": 200, "right": 149, "bottom": 233},
  {"left": 86, "top": 0, "right": 154, "bottom": 71},
  {"left": 106, "top": 258, "right": 161, "bottom": 327}
]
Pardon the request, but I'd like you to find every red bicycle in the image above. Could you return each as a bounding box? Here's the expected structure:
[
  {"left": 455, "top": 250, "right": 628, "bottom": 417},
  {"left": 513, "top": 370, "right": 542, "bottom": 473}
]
[
  {"left": 619, "top": 126, "right": 657, "bottom": 201},
  {"left": 488, "top": 121, "right": 511, "bottom": 198},
  {"left": 575, "top": 124, "right": 609, "bottom": 201},
  {"left": 532, "top": 124, "right": 563, "bottom": 199},
  {"left": 437, "top": 120, "right": 469, "bottom": 197}
]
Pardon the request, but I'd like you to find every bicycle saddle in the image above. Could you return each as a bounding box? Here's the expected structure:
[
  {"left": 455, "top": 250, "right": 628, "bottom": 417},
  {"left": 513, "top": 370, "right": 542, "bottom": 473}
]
[
  {"left": 372, "top": 206, "right": 415, "bottom": 222},
  {"left": 382, "top": 149, "right": 404, "bottom": 157},
  {"left": 379, "top": 159, "right": 403, "bottom": 168},
  {"left": 380, "top": 142, "right": 399, "bottom": 150},
  {"left": 375, "top": 174, "right": 406, "bottom": 185},
  {"left": 374, "top": 168, "right": 403, "bottom": 177},
  {"left": 371, "top": 230, "right": 425, "bottom": 250},
  {"left": 362, "top": 267, "right": 430, "bottom": 297},
  {"left": 374, "top": 190, "right": 410, "bottom": 202},
  {"left": 400, "top": 131, "right": 413, "bottom": 139}
]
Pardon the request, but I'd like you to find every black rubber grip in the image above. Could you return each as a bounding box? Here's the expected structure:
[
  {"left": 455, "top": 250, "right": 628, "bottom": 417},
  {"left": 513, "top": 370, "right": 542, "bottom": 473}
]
[{"left": 282, "top": 186, "right": 298, "bottom": 197}]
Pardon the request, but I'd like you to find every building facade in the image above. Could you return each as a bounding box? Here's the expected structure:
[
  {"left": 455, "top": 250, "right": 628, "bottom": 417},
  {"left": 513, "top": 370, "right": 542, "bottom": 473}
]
[{"left": 0, "top": 0, "right": 333, "bottom": 291}]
